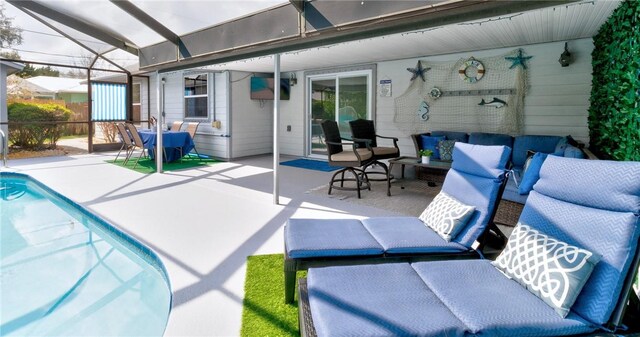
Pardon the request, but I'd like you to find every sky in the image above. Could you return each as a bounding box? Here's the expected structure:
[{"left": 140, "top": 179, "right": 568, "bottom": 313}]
[{"left": 1, "top": 0, "right": 284, "bottom": 69}]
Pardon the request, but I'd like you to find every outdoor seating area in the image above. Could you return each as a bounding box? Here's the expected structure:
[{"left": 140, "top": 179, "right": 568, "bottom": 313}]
[
  {"left": 1, "top": 0, "right": 639, "bottom": 336},
  {"left": 297, "top": 156, "right": 640, "bottom": 337}
]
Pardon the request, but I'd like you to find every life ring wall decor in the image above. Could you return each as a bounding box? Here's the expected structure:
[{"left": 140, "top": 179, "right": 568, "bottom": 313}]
[{"left": 459, "top": 58, "right": 485, "bottom": 83}]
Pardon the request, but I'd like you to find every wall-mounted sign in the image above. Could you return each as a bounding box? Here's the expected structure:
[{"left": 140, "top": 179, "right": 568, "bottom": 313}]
[{"left": 379, "top": 79, "right": 392, "bottom": 97}]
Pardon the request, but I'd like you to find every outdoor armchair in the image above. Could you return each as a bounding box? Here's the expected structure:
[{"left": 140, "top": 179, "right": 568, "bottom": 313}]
[
  {"left": 298, "top": 156, "right": 640, "bottom": 337},
  {"left": 349, "top": 119, "right": 400, "bottom": 196},
  {"left": 321, "top": 119, "right": 374, "bottom": 199},
  {"left": 284, "top": 142, "right": 511, "bottom": 303}
]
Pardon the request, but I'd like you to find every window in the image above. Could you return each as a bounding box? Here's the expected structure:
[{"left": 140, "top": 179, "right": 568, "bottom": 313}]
[{"left": 184, "top": 74, "right": 208, "bottom": 119}]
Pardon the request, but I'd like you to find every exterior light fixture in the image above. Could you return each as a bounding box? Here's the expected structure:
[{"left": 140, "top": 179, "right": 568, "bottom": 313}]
[
  {"left": 290, "top": 73, "right": 297, "bottom": 86},
  {"left": 559, "top": 42, "right": 572, "bottom": 67}
]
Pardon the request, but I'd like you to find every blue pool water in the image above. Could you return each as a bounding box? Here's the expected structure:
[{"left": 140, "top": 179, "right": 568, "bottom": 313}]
[{"left": 0, "top": 173, "right": 171, "bottom": 336}]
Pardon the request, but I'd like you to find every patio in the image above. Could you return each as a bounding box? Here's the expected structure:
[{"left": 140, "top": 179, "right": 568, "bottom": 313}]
[{"left": 3, "top": 151, "right": 409, "bottom": 336}]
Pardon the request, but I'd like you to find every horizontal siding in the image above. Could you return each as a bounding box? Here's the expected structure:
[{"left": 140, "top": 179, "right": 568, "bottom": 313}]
[{"left": 230, "top": 71, "right": 273, "bottom": 158}]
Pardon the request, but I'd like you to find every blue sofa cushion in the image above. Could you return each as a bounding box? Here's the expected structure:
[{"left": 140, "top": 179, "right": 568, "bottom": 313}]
[
  {"left": 519, "top": 156, "right": 640, "bottom": 324},
  {"left": 493, "top": 223, "right": 601, "bottom": 317},
  {"left": 420, "top": 135, "right": 446, "bottom": 159},
  {"left": 451, "top": 143, "right": 511, "bottom": 179},
  {"left": 564, "top": 145, "right": 585, "bottom": 159},
  {"left": 361, "top": 217, "right": 469, "bottom": 254},
  {"left": 512, "top": 135, "right": 563, "bottom": 167},
  {"left": 285, "top": 219, "right": 383, "bottom": 258},
  {"left": 431, "top": 131, "right": 468, "bottom": 143},
  {"left": 518, "top": 152, "right": 548, "bottom": 194},
  {"left": 468, "top": 132, "right": 513, "bottom": 148},
  {"left": 502, "top": 175, "right": 529, "bottom": 204},
  {"left": 307, "top": 263, "right": 468, "bottom": 337},
  {"left": 554, "top": 136, "right": 569, "bottom": 155},
  {"left": 419, "top": 192, "right": 475, "bottom": 241},
  {"left": 412, "top": 260, "right": 597, "bottom": 336}
]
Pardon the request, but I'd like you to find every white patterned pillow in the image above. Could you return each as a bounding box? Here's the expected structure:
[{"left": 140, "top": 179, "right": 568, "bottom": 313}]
[
  {"left": 492, "top": 223, "right": 601, "bottom": 317},
  {"left": 419, "top": 192, "right": 475, "bottom": 241}
]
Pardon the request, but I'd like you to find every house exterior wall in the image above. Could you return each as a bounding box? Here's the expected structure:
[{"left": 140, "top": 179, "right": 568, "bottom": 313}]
[
  {"left": 278, "top": 38, "right": 594, "bottom": 157},
  {"left": 149, "top": 71, "right": 231, "bottom": 159},
  {"left": 57, "top": 92, "right": 87, "bottom": 103}
]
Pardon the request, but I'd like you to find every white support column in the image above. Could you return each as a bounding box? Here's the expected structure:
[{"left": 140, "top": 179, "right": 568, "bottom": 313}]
[
  {"left": 273, "top": 54, "right": 280, "bottom": 205},
  {"left": 156, "top": 72, "right": 164, "bottom": 173}
]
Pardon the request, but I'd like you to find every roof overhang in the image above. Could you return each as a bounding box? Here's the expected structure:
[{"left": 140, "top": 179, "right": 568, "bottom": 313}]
[
  {"left": 139, "top": 0, "right": 579, "bottom": 73},
  {"left": 0, "top": 60, "right": 25, "bottom": 75}
]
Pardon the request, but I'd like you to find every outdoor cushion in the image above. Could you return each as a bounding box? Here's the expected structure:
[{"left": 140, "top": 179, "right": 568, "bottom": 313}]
[
  {"left": 554, "top": 136, "right": 569, "bottom": 155},
  {"left": 419, "top": 191, "right": 475, "bottom": 241},
  {"left": 431, "top": 131, "right": 468, "bottom": 143},
  {"left": 438, "top": 139, "right": 456, "bottom": 161},
  {"left": 518, "top": 152, "right": 548, "bottom": 194},
  {"left": 412, "top": 260, "right": 597, "bottom": 336},
  {"left": 371, "top": 146, "right": 398, "bottom": 156},
  {"left": 450, "top": 143, "right": 511, "bottom": 179},
  {"left": 519, "top": 156, "right": 640, "bottom": 324},
  {"left": 493, "top": 223, "right": 601, "bottom": 317},
  {"left": 361, "top": 217, "right": 469, "bottom": 254},
  {"left": 420, "top": 135, "right": 446, "bottom": 159},
  {"left": 285, "top": 219, "right": 383, "bottom": 258},
  {"left": 512, "top": 135, "right": 562, "bottom": 167},
  {"left": 563, "top": 145, "right": 585, "bottom": 159},
  {"left": 468, "top": 132, "right": 513, "bottom": 149},
  {"left": 330, "top": 148, "right": 372, "bottom": 162},
  {"left": 502, "top": 176, "right": 529, "bottom": 204},
  {"left": 307, "top": 263, "right": 468, "bottom": 337}
]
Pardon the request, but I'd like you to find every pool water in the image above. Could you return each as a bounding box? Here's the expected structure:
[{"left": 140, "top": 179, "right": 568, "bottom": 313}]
[{"left": 0, "top": 173, "right": 171, "bottom": 336}]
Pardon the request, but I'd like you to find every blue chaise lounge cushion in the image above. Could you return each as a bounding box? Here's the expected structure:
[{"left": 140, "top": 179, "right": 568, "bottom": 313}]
[
  {"left": 519, "top": 156, "right": 640, "bottom": 324},
  {"left": 285, "top": 219, "right": 383, "bottom": 258}
]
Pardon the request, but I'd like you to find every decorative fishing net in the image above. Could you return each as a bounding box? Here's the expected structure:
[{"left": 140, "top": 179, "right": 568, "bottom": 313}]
[{"left": 394, "top": 49, "right": 528, "bottom": 136}]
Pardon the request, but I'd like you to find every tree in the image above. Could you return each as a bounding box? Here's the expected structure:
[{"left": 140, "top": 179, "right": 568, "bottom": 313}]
[
  {"left": 0, "top": 3, "right": 22, "bottom": 49},
  {"left": 17, "top": 64, "right": 60, "bottom": 78},
  {"left": 0, "top": 50, "right": 20, "bottom": 60}
]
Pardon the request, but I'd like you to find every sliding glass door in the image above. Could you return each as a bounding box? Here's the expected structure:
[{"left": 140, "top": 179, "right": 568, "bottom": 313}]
[{"left": 308, "top": 71, "right": 372, "bottom": 157}]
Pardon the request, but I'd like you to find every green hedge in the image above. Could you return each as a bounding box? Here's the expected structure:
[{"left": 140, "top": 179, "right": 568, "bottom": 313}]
[
  {"left": 8, "top": 102, "right": 72, "bottom": 150},
  {"left": 588, "top": 0, "right": 640, "bottom": 161}
]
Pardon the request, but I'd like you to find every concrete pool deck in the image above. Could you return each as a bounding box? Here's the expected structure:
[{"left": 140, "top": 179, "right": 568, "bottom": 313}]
[{"left": 2, "top": 153, "right": 403, "bottom": 336}]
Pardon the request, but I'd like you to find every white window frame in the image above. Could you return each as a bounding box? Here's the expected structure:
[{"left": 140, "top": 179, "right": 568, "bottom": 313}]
[{"left": 183, "top": 73, "right": 210, "bottom": 121}]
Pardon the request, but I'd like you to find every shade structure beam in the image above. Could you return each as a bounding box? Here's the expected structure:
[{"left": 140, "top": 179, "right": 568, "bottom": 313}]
[
  {"left": 109, "top": 0, "right": 181, "bottom": 47},
  {"left": 6, "top": 0, "right": 139, "bottom": 56},
  {"left": 9, "top": 5, "right": 130, "bottom": 73}
]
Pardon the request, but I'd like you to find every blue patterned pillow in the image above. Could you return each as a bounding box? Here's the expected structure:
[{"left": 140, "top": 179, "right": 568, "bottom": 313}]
[
  {"left": 419, "top": 191, "right": 475, "bottom": 241},
  {"left": 493, "top": 223, "right": 601, "bottom": 317},
  {"left": 438, "top": 140, "right": 456, "bottom": 161}
]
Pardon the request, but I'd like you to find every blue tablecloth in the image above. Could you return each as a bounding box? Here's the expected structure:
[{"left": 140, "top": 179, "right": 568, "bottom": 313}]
[{"left": 138, "top": 130, "right": 194, "bottom": 162}]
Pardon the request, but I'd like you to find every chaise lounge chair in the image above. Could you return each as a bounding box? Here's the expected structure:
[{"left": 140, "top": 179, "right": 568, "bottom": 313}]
[
  {"left": 284, "top": 142, "right": 512, "bottom": 303},
  {"left": 298, "top": 156, "right": 640, "bottom": 337}
]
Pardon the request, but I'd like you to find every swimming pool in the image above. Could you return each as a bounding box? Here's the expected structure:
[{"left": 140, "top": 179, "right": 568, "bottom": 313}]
[{"left": 0, "top": 172, "right": 171, "bottom": 336}]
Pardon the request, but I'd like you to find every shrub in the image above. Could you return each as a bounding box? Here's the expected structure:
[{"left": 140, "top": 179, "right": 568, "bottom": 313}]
[{"left": 8, "top": 102, "right": 72, "bottom": 150}]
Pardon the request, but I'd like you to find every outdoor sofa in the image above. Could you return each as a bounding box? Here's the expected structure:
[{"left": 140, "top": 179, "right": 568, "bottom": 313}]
[
  {"left": 298, "top": 156, "right": 640, "bottom": 337},
  {"left": 412, "top": 131, "right": 587, "bottom": 226},
  {"left": 284, "top": 142, "right": 511, "bottom": 303}
]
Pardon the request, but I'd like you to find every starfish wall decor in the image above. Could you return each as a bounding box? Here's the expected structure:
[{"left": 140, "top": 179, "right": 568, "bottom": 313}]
[
  {"left": 505, "top": 49, "right": 533, "bottom": 69},
  {"left": 406, "top": 61, "right": 431, "bottom": 82}
]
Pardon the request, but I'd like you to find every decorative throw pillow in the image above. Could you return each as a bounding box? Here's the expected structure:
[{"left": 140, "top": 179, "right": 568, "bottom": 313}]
[
  {"left": 492, "top": 223, "right": 601, "bottom": 317},
  {"left": 438, "top": 140, "right": 456, "bottom": 161},
  {"left": 553, "top": 137, "right": 569, "bottom": 156},
  {"left": 518, "top": 151, "right": 548, "bottom": 195},
  {"left": 420, "top": 135, "right": 446, "bottom": 159},
  {"left": 418, "top": 191, "right": 475, "bottom": 241}
]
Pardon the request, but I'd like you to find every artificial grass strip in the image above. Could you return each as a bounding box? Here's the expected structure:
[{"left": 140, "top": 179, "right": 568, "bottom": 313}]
[
  {"left": 107, "top": 155, "right": 219, "bottom": 174},
  {"left": 240, "top": 254, "right": 305, "bottom": 337}
]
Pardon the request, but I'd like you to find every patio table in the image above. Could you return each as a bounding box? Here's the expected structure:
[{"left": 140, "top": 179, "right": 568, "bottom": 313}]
[{"left": 138, "top": 130, "right": 194, "bottom": 162}]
